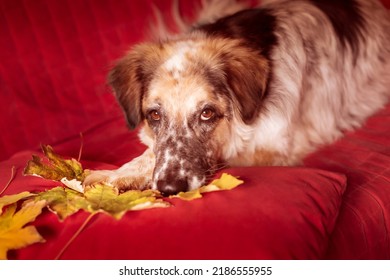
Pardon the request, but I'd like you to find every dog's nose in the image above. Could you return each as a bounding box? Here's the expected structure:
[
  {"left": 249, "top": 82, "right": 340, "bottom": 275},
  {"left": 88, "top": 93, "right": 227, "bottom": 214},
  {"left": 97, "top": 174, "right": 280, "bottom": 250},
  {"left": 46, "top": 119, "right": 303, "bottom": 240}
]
[{"left": 157, "top": 179, "right": 188, "bottom": 196}]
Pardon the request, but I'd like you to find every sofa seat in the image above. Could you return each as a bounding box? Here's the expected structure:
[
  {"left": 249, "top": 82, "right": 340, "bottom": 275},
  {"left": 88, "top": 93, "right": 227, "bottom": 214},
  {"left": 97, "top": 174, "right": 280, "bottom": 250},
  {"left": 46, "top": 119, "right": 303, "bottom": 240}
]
[{"left": 0, "top": 0, "right": 389, "bottom": 260}]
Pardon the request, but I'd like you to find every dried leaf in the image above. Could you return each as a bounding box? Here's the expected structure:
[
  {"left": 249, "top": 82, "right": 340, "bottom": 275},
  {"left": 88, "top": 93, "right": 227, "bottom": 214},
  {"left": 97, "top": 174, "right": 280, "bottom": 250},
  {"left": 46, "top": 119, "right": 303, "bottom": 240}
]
[
  {"left": 130, "top": 200, "right": 170, "bottom": 211},
  {"left": 0, "top": 201, "right": 46, "bottom": 260},
  {"left": 84, "top": 185, "right": 170, "bottom": 219},
  {"left": 32, "top": 187, "right": 89, "bottom": 221},
  {"left": 24, "top": 145, "right": 85, "bottom": 182},
  {"left": 198, "top": 184, "right": 220, "bottom": 193},
  {"left": 172, "top": 173, "right": 244, "bottom": 201},
  {"left": 201, "top": 173, "right": 244, "bottom": 192},
  {"left": 0, "top": 192, "right": 33, "bottom": 215},
  {"left": 61, "top": 178, "right": 84, "bottom": 193},
  {"left": 14, "top": 146, "right": 245, "bottom": 258},
  {"left": 23, "top": 146, "right": 243, "bottom": 219},
  {"left": 30, "top": 185, "right": 169, "bottom": 221},
  {"left": 174, "top": 189, "right": 202, "bottom": 201}
]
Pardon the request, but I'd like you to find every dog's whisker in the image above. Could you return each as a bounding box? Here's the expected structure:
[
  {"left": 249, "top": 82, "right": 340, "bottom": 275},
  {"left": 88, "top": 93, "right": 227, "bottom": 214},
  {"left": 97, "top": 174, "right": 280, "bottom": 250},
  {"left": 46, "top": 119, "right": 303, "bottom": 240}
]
[{"left": 204, "top": 163, "right": 230, "bottom": 179}]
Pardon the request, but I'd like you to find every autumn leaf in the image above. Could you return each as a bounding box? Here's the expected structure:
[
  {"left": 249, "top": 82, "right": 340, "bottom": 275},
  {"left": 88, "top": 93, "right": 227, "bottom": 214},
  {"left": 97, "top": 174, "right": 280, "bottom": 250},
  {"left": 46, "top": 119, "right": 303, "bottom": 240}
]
[
  {"left": 0, "top": 192, "right": 34, "bottom": 214},
  {"left": 24, "top": 145, "right": 85, "bottom": 182},
  {"left": 60, "top": 178, "right": 84, "bottom": 193},
  {"left": 31, "top": 187, "right": 89, "bottom": 221},
  {"left": 172, "top": 173, "right": 244, "bottom": 201},
  {"left": 11, "top": 145, "right": 245, "bottom": 259},
  {"left": 201, "top": 173, "right": 244, "bottom": 192},
  {"left": 83, "top": 184, "right": 170, "bottom": 219},
  {"left": 29, "top": 185, "right": 170, "bottom": 221},
  {"left": 173, "top": 189, "right": 202, "bottom": 201},
  {"left": 23, "top": 146, "right": 244, "bottom": 218},
  {"left": 0, "top": 201, "right": 46, "bottom": 260}
]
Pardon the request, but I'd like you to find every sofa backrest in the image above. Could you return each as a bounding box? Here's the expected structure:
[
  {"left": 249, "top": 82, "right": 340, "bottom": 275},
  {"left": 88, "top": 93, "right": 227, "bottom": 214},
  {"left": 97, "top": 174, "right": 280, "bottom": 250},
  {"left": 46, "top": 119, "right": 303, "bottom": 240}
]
[
  {"left": 1, "top": 0, "right": 389, "bottom": 161},
  {"left": 0, "top": 0, "right": 199, "bottom": 160}
]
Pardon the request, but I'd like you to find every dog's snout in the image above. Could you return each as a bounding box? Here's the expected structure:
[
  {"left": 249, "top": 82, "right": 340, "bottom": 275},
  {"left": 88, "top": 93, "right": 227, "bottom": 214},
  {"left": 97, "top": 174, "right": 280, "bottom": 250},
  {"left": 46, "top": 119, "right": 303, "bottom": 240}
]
[{"left": 157, "top": 178, "right": 189, "bottom": 196}]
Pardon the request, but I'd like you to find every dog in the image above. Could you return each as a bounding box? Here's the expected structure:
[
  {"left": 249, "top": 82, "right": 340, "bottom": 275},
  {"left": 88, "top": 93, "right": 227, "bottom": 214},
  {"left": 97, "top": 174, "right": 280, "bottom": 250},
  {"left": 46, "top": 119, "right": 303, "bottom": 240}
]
[{"left": 84, "top": 0, "right": 390, "bottom": 195}]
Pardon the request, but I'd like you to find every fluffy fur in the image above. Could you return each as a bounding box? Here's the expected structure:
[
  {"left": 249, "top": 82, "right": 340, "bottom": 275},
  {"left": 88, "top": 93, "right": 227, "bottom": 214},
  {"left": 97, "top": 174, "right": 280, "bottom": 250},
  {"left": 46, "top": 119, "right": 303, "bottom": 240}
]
[{"left": 84, "top": 0, "right": 390, "bottom": 195}]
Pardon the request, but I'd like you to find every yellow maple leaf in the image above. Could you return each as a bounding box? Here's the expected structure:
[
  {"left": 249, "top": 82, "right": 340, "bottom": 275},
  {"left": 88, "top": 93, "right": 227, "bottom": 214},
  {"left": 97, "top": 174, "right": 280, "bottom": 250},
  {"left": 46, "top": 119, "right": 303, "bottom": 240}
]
[
  {"left": 0, "top": 201, "right": 46, "bottom": 260},
  {"left": 23, "top": 146, "right": 243, "bottom": 219},
  {"left": 0, "top": 192, "right": 33, "bottom": 215},
  {"left": 201, "top": 173, "right": 244, "bottom": 192},
  {"left": 174, "top": 189, "right": 202, "bottom": 201},
  {"left": 28, "top": 184, "right": 170, "bottom": 221},
  {"left": 32, "top": 187, "right": 89, "bottom": 221},
  {"left": 84, "top": 185, "right": 170, "bottom": 219},
  {"left": 171, "top": 173, "right": 244, "bottom": 201}
]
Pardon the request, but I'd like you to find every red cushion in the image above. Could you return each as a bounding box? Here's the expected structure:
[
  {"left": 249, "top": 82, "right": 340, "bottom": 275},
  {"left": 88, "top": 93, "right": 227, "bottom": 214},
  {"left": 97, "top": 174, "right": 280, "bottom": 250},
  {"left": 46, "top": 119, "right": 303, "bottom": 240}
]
[
  {"left": 1, "top": 137, "right": 346, "bottom": 259},
  {"left": 305, "top": 103, "right": 390, "bottom": 259}
]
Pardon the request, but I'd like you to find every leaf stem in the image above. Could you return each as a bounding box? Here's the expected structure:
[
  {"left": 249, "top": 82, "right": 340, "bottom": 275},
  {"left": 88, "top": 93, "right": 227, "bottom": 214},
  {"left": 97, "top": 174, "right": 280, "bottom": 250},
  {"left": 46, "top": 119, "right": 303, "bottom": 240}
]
[
  {"left": 77, "top": 132, "right": 84, "bottom": 162},
  {"left": 0, "top": 166, "right": 16, "bottom": 196},
  {"left": 55, "top": 212, "right": 97, "bottom": 260}
]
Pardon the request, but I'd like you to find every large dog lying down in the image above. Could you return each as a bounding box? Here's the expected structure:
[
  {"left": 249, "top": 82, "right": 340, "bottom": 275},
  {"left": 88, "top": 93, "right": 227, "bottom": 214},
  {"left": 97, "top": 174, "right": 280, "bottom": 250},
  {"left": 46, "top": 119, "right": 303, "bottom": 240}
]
[{"left": 84, "top": 0, "right": 390, "bottom": 195}]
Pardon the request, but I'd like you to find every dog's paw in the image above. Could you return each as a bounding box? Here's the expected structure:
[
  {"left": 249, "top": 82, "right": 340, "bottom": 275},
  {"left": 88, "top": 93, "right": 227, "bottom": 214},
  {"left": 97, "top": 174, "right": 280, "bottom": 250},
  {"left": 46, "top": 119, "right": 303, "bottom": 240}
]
[
  {"left": 110, "top": 175, "right": 152, "bottom": 192},
  {"left": 83, "top": 169, "right": 152, "bottom": 192},
  {"left": 83, "top": 169, "right": 116, "bottom": 187}
]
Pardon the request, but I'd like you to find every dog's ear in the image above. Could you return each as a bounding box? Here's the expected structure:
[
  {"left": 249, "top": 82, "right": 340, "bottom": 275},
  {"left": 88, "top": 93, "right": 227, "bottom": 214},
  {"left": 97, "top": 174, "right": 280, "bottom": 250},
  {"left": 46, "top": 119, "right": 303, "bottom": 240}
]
[
  {"left": 223, "top": 46, "right": 270, "bottom": 123},
  {"left": 108, "top": 43, "right": 164, "bottom": 129}
]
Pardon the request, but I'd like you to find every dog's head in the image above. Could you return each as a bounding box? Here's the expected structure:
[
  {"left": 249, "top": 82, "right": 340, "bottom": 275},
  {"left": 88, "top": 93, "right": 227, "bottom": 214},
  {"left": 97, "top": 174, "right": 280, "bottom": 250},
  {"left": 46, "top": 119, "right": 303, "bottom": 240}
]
[{"left": 109, "top": 37, "right": 269, "bottom": 195}]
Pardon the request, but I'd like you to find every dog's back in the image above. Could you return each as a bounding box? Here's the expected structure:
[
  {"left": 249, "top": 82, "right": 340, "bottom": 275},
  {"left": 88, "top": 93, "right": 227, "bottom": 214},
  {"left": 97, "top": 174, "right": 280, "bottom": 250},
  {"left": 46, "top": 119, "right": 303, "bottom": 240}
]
[
  {"left": 180, "top": 0, "right": 390, "bottom": 166},
  {"left": 256, "top": 0, "right": 390, "bottom": 162}
]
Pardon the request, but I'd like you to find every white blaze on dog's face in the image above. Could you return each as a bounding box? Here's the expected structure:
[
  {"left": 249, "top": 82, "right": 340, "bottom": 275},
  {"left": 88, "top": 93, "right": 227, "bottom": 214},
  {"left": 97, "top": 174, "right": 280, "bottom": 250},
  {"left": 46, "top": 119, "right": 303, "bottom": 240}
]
[
  {"left": 143, "top": 57, "right": 230, "bottom": 194},
  {"left": 109, "top": 37, "right": 269, "bottom": 195}
]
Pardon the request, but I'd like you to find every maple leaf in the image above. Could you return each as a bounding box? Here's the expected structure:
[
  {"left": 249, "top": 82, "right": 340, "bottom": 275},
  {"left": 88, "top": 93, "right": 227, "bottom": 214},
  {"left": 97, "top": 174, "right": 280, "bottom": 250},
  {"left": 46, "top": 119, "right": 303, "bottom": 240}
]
[
  {"left": 173, "top": 189, "right": 203, "bottom": 201},
  {"left": 0, "top": 201, "right": 46, "bottom": 260},
  {"left": 30, "top": 185, "right": 170, "bottom": 221},
  {"left": 83, "top": 184, "right": 170, "bottom": 219},
  {"left": 24, "top": 145, "right": 85, "bottom": 182},
  {"left": 60, "top": 178, "right": 84, "bottom": 193},
  {"left": 0, "top": 192, "right": 33, "bottom": 215},
  {"left": 32, "top": 187, "right": 89, "bottom": 221},
  {"left": 172, "top": 173, "right": 244, "bottom": 201},
  {"left": 200, "top": 173, "right": 244, "bottom": 192},
  {"left": 22, "top": 146, "right": 244, "bottom": 219},
  {"left": 12, "top": 145, "right": 245, "bottom": 259}
]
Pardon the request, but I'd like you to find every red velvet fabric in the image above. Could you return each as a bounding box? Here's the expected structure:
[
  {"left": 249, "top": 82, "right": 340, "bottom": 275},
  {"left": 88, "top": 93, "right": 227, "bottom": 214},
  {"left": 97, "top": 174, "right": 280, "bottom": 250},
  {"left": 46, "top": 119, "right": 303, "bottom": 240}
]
[
  {"left": 0, "top": 0, "right": 389, "bottom": 260},
  {"left": 0, "top": 0, "right": 201, "bottom": 161},
  {"left": 305, "top": 103, "right": 390, "bottom": 259},
  {"left": 1, "top": 152, "right": 346, "bottom": 259}
]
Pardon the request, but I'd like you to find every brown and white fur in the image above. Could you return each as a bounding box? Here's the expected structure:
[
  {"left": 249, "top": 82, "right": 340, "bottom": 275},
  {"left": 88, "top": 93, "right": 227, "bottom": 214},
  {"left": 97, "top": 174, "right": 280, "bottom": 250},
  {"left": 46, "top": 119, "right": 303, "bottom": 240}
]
[{"left": 85, "top": 0, "right": 390, "bottom": 195}]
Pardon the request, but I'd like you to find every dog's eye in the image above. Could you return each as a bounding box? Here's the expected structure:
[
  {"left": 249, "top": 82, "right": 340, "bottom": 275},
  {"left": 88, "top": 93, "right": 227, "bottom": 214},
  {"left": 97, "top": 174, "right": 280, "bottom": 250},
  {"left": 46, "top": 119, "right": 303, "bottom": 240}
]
[
  {"left": 149, "top": 110, "right": 161, "bottom": 121},
  {"left": 200, "top": 108, "right": 215, "bottom": 121}
]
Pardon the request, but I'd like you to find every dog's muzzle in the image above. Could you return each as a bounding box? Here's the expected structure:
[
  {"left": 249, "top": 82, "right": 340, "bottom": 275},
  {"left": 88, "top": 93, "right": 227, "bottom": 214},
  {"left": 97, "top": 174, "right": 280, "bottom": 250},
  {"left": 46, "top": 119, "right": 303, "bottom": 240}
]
[{"left": 156, "top": 178, "right": 189, "bottom": 196}]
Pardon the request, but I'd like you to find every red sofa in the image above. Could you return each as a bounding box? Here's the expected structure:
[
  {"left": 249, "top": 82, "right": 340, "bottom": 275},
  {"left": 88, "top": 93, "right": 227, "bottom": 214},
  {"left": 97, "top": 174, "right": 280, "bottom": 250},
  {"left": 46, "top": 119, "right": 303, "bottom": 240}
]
[{"left": 1, "top": 0, "right": 389, "bottom": 260}]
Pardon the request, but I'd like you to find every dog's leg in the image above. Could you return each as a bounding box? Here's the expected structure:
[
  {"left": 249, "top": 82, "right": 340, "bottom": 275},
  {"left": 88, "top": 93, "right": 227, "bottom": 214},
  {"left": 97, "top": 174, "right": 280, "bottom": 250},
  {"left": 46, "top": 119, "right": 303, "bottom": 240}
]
[{"left": 83, "top": 148, "right": 155, "bottom": 192}]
